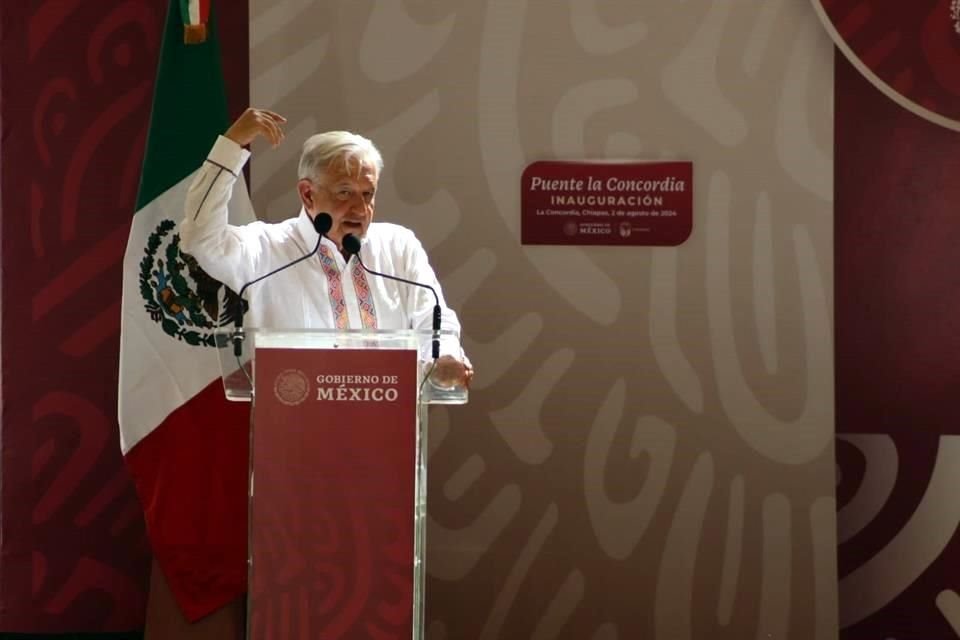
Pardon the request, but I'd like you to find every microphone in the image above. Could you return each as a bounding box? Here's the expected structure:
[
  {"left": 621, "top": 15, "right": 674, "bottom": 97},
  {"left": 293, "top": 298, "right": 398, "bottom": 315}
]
[
  {"left": 231, "top": 212, "right": 332, "bottom": 356},
  {"left": 341, "top": 233, "right": 441, "bottom": 360}
]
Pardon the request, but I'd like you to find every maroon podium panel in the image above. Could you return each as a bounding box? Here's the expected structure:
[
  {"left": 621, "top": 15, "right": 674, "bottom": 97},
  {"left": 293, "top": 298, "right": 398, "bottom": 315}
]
[{"left": 250, "top": 347, "right": 418, "bottom": 639}]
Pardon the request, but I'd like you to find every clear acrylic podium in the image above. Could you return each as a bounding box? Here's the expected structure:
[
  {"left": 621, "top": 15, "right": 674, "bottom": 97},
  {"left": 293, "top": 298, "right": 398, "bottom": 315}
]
[{"left": 217, "top": 328, "right": 466, "bottom": 639}]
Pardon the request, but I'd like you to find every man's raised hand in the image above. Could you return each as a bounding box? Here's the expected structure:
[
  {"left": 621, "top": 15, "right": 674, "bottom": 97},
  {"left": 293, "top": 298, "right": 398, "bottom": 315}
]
[{"left": 225, "top": 108, "right": 287, "bottom": 148}]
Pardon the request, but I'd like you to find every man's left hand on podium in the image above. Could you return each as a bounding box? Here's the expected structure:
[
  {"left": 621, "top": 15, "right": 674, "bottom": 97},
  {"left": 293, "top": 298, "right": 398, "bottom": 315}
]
[{"left": 432, "top": 355, "right": 474, "bottom": 389}]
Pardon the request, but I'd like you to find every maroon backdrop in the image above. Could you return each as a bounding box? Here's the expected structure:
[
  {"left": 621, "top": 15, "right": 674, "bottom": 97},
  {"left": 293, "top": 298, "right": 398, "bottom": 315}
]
[
  {"left": 835, "top": 14, "right": 960, "bottom": 640},
  {"left": 821, "top": 0, "right": 960, "bottom": 124},
  {"left": 0, "top": 1, "right": 248, "bottom": 632}
]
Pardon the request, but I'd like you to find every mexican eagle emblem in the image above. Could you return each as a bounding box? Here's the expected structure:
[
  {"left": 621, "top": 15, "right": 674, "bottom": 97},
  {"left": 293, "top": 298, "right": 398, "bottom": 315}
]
[{"left": 139, "top": 219, "right": 242, "bottom": 347}]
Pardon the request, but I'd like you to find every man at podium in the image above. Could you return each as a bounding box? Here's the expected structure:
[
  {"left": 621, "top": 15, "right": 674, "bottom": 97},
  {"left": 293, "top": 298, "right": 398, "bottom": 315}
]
[
  {"left": 180, "top": 106, "right": 473, "bottom": 386},
  {"left": 138, "top": 107, "right": 473, "bottom": 637}
]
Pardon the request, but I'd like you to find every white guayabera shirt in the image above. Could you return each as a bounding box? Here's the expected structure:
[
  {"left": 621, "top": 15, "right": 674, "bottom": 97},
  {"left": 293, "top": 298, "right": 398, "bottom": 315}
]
[{"left": 179, "top": 136, "right": 467, "bottom": 360}]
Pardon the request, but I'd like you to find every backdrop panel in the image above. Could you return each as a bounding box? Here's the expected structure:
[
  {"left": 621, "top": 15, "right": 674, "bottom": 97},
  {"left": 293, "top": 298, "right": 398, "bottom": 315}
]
[
  {"left": 0, "top": 0, "right": 248, "bottom": 632},
  {"left": 834, "top": 29, "right": 960, "bottom": 640},
  {"left": 249, "top": 2, "right": 837, "bottom": 638}
]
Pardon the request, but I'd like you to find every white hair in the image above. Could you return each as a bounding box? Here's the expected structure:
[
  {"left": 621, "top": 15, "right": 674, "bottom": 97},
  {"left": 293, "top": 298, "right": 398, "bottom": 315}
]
[{"left": 297, "top": 131, "right": 384, "bottom": 182}]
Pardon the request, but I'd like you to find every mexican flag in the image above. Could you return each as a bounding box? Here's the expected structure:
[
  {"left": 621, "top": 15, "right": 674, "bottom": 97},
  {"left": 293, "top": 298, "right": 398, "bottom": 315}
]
[{"left": 118, "top": 0, "right": 253, "bottom": 622}]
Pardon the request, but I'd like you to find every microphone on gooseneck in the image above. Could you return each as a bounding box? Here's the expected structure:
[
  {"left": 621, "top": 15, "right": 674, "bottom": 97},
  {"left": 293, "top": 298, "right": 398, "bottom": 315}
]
[
  {"left": 341, "top": 233, "right": 441, "bottom": 360},
  {"left": 231, "top": 212, "right": 333, "bottom": 356}
]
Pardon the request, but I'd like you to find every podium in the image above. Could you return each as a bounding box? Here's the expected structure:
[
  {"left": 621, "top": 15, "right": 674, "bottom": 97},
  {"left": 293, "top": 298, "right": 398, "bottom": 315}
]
[{"left": 217, "top": 328, "right": 466, "bottom": 639}]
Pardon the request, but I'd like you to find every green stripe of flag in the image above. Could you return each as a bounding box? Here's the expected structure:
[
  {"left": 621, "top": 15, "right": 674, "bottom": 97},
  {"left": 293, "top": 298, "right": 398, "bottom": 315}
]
[{"left": 135, "top": 0, "right": 229, "bottom": 212}]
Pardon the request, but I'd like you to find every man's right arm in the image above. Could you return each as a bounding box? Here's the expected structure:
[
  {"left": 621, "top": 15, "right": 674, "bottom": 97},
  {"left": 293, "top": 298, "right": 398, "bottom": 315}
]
[
  {"left": 179, "top": 135, "right": 256, "bottom": 292},
  {"left": 179, "top": 108, "right": 287, "bottom": 291}
]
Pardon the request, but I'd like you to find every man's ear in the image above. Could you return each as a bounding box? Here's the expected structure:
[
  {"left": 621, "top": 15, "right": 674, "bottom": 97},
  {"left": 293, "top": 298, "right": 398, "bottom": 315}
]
[{"left": 297, "top": 179, "right": 313, "bottom": 210}]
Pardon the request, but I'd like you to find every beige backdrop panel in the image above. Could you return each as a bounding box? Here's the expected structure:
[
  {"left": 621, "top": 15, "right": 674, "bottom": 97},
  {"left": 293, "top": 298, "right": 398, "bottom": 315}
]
[{"left": 250, "top": 2, "right": 836, "bottom": 638}]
